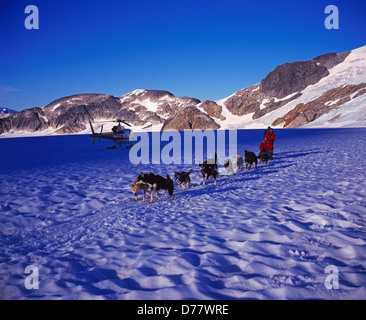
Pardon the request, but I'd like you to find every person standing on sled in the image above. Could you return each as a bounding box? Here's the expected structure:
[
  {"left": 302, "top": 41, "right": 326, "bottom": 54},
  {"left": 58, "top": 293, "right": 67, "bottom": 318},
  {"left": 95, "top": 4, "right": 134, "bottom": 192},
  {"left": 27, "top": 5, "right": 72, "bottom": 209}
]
[
  {"left": 263, "top": 126, "right": 271, "bottom": 137},
  {"left": 264, "top": 127, "right": 275, "bottom": 159}
]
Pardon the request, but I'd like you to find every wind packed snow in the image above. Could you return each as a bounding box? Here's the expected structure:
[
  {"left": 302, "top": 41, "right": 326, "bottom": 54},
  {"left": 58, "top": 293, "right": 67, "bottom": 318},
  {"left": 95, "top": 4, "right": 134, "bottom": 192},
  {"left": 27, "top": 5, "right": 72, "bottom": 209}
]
[{"left": 0, "top": 129, "right": 366, "bottom": 299}]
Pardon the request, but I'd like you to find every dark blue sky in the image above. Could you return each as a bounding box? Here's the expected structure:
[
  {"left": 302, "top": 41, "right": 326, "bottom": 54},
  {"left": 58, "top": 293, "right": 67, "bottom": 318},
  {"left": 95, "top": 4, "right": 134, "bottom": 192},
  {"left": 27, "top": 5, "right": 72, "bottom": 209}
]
[{"left": 1, "top": 0, "right": 365, "bottom": 111}]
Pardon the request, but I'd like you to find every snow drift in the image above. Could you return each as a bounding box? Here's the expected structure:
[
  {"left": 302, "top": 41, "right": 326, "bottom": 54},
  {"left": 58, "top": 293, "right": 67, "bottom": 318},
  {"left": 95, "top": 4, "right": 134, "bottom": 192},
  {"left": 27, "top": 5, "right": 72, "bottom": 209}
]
[{"left": 0, "top": 128, "right": 365, "bottom": 300}]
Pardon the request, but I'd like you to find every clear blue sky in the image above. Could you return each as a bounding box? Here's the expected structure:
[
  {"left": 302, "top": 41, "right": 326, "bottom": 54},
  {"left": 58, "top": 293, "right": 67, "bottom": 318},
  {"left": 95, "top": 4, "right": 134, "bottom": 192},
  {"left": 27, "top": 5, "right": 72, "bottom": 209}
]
[{"left": 0, "top": 0, "right": 365, "bottom": 111}]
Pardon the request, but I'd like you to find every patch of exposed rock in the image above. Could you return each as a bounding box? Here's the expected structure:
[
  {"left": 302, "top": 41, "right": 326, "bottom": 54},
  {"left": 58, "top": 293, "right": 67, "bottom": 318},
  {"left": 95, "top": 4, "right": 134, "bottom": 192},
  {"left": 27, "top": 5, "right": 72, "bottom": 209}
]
[
  {"left": 260, "top": 51, "right": 350, "bottom": 99},
  {"left": 272, "top": 83, "right": 366, "bottom": 128},
  {"left": 200, "top": 100, "right": 226, "bottom": 120},
  {"left": 0, "top": 107, "right": 49, "bottom": 134},
  {"left": 162, "top": 106, "right": 220, "bottom": 131}
]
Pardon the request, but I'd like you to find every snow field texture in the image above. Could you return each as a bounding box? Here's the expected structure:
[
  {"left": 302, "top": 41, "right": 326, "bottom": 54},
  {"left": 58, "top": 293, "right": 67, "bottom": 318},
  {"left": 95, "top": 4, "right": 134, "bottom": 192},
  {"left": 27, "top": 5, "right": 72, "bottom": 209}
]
[{"left": 0, "top": 128, "right": 366, "bottom": 299}]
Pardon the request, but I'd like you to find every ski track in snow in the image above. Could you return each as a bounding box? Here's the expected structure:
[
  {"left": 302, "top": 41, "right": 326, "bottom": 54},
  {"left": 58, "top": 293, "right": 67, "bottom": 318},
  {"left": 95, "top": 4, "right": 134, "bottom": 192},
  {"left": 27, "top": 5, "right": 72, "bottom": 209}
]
[{"left": 0, "top": 129, "right": 366, "bottom": 299}]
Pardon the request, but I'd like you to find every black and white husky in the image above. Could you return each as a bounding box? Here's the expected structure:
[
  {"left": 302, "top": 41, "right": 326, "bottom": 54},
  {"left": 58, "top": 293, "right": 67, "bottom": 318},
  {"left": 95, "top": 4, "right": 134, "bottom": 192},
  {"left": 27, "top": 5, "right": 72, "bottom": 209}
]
[
  {"left": 174, "top": 169, "right": 193, "bottom": 189},
  {"left": 136, "top": 172, "right": 174, "bottom": 203},
  {"left": 199, "top": 153, "right": 218, "bottom": 186}
]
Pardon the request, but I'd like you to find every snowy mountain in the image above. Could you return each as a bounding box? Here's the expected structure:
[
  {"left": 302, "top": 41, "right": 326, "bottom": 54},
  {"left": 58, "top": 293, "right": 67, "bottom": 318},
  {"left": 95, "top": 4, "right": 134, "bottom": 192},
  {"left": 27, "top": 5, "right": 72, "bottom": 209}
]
[
  {"left": 0, "top": 108, "right": 17, "bottom": 119},
  {"left": 0, "top": 45, "right": 365, "bottom": 136},
  {"left": 0, "top": 90, "right": 214, "bottom": 136},
  {"left": 216, "top": 45, "right": 366, "bottom": 129}
]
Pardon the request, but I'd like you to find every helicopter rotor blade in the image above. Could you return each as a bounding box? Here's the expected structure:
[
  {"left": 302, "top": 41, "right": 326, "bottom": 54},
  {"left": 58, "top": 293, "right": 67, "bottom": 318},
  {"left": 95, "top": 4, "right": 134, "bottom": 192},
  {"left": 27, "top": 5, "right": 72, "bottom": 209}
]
[
  {"left": 91, "top": 119, "right": 160, "bottom": 126},
  {"left": 121, "top": 121, "right": 132, "bottom": 127}
]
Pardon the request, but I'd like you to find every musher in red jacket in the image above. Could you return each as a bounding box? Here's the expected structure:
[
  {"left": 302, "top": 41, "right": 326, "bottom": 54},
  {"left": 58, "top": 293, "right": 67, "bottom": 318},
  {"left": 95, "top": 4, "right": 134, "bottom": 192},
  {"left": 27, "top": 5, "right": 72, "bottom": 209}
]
[
  {"left": 263, "top": 127, "right": 275, "bottom": 159},
  {"left": 259, "top": 137, "right": 272, "bottom": 154}
]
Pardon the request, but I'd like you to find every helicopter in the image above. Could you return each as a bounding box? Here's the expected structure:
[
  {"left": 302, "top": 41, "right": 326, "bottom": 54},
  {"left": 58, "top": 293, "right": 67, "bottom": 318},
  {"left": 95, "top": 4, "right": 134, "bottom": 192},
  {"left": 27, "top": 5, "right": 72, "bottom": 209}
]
[{"left": 89, "top": 119, "right": 159, "bottom": 149}]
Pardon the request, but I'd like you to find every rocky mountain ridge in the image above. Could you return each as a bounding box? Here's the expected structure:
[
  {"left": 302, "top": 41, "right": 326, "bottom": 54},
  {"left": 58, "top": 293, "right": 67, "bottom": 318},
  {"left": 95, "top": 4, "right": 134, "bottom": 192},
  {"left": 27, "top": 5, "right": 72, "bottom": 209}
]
[
  {"left": 1, "top": 45, "right": 365, "bottom": 136},
  {"left": 0, "top": 108, "right": 17, "bottom": 119}
]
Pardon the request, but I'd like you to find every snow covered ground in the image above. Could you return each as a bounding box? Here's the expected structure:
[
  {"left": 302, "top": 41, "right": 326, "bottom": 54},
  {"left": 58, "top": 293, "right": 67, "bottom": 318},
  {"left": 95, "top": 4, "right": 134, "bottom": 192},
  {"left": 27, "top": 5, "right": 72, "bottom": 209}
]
[{"left": 0, "top": 128, "right": 366, "bottom": 300}]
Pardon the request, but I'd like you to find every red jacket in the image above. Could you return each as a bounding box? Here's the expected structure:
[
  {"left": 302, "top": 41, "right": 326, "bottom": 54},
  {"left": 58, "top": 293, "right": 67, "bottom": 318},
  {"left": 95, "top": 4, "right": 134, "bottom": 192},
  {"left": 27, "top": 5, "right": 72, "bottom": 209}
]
[
  {"left": 259, "top": 141, "right": 273, "bottom": 151},
  {"left": 264, "top": 132, "right": 275, "bottom": 145}
]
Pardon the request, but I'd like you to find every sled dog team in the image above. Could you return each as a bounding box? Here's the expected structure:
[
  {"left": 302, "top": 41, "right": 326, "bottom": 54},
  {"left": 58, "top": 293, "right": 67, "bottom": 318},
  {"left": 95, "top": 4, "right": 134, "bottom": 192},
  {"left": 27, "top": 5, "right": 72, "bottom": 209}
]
[{"left": 132, "top": 127, "right": 276, "bottom": 203}]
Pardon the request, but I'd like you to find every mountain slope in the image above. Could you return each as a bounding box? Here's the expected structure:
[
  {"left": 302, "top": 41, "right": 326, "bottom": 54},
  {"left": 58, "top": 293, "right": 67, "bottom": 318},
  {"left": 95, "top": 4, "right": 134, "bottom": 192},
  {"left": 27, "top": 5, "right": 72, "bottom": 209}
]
[
  {"left": 216, "top": 45, "right": 366, "bottom": 129},
  {"left": 0, "top": 108, "right": 17, "bottom": 119},
  {"left": 0, "top": 46, "right": 365, "bottom": 137},
  {"left": 0, "top": 90, "right": 204, "bottom": 135}
]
